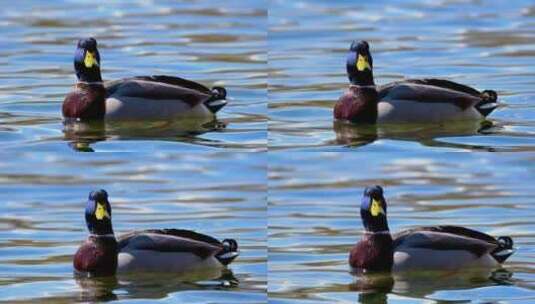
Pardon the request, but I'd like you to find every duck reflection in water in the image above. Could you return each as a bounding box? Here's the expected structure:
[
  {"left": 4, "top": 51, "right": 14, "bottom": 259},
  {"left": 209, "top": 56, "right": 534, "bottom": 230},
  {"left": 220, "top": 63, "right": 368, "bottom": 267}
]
[
  {"left": 63, "top": 118, "right": 226, "bottom": 152},
  {"left": 75, "top": 268, "right": 238, "bottom": 302},
  {"left": 350, "top": 268, "right": 513, "bottom": 304},
  {"left": 333, "top": 119, "right": 494, "bottom": 149}
]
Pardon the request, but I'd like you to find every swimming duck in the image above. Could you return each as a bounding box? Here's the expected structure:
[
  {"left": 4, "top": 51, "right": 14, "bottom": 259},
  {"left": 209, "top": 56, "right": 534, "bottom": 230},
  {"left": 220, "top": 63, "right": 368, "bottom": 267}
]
[
  {"left": 74, "top": 190, "right": 239, "bottom": 277},
  {"left": 334, "top": 41, "right": 499, "bottom": 123},
  {"left": 349, "top": 186, "right": 515, "bottom": 273},
  {"left": 63, "top": 38, "right": 227, "bottom": 120}
]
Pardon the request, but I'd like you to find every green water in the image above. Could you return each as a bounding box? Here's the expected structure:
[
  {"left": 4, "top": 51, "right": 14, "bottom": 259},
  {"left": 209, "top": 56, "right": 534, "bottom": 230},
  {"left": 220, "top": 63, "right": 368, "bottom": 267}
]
[{"left": 1, "top": 0, "right": 535, "bottom": 303}]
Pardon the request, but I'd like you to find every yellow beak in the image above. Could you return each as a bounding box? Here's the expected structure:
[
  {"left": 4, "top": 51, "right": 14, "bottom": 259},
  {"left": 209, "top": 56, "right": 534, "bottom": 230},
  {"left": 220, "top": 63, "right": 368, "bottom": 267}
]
[
  {"left": 95, "top": 202, "right": 110, "bottom": 220},
  {"left": 356, "top": 54, "right": 371, "bottom": 71},
  {"left": 84, "top": 51, "right": 99, "bottom": 68},
  {"left": 370, "top": 198, "right": 385, "bottom": 217}
]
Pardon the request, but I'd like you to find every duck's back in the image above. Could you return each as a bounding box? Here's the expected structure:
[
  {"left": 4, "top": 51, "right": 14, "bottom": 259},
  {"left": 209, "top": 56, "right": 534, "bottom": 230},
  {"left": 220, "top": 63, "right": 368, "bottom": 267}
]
[
  {"left": 104, "top": 76, "right": 214, "bottom": 120},
  {"left": 116, "top": 229, "right": 226, "bottom": 273},
  {"left": 392, "top": 226, "right": 505, "bottom": 271},
  {"left": 376, "top": 79, "right": 497, "bottom": 123}
]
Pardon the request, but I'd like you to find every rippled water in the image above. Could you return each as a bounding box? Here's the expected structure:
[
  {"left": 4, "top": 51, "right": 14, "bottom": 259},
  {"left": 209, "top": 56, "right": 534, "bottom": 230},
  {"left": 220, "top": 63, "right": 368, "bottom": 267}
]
[
  {"left": 0, "top": 152, "right": 266, "bottom": 303},
  {"left": 268, "top": 152, "right": 535, "bottom": 303},
  {"left": 269, "top": 0, "right": 535, "bottom": 151},
  {"left": 0, "top": 0, "right": 267, "bottom": 152},
  {"left": 2, "top": 0, "right": 535, "bottom": 303}
]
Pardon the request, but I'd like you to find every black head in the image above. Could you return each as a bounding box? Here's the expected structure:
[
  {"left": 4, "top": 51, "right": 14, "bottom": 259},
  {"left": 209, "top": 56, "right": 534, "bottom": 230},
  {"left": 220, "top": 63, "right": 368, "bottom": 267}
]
[
  {"left": 74, "top": 37, "right": 102, "bottom": 82},
  {"left": 346, "top": 40, "right": 374, "bottom": 86},
  {"left": 360, "top": 185, "right": 389, "bottom": 232},
  {"left": 85, "top": 189, "right": 113, "bottom": 235}
]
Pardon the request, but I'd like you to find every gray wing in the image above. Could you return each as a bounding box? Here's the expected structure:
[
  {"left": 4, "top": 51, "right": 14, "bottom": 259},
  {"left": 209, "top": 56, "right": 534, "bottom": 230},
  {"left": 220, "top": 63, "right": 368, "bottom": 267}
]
[
  {"left": 104, "top": 76, "right": 213, "bottom": 107},
  {"left": 389, "top": 79, "right": 482, "bottom": 96},
  {"left": 378, "top": 79, "right": 482, "bottom": 110},
  {"left": 393, "top": 226, "right": 498, "bottom": 257},
  {"left": 118, "top": 229, "right": 223, "bottom": 259}
]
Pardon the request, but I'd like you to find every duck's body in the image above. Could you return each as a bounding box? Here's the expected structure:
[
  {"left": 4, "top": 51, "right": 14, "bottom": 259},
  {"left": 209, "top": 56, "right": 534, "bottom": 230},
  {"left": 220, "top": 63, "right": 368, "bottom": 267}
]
[
  {"left": 391, "top": 226, "right": 513, "bottom": 271},
  {"left": 116, "top": 229, "right": 238, "bottom": 273},
  {"left": 63, "top": 38, "right": 227, "bottom": 121},
  {"left": 349, "top": 186, "right": 515, "bottom": 273},
  {"left": 377, "top": 79, "right": 496, "bottom": 123},
  {"left": 334, "top": 41, "right": 498, "bottom": 123},
  {"left": 73, "top": 190, "right": 239, "bottom": 277}
]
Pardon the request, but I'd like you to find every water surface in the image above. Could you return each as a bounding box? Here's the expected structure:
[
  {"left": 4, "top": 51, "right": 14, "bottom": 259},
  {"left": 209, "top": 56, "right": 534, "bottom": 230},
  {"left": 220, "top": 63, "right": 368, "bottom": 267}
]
[
  {"left": 0, "top": 0, "right": 267, "bottom": 152},
  {"left": 268, "top": 152, "right": 535, "bottom": 303},
  {"left": 0, "top": 152, "right": 267, "bottom": 303},
  {"left": 269, "top": 0, "right": 535, "bottom": 151}
]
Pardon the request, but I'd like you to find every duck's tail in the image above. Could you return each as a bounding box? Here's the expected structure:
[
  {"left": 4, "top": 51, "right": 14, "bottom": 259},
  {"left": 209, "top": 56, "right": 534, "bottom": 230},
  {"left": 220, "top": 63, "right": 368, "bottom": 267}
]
[
  {"left": 204, "top": 86, "right": 228, "bottom": 114},
  {"left": 491, "top": 236, "right": 515, "bottom": 264},
  {"left": 216, "top": 238, "right": 239, "bottom": 266},
  {"left": 475, "top": 89, "right": 498, "bottom": 117}
]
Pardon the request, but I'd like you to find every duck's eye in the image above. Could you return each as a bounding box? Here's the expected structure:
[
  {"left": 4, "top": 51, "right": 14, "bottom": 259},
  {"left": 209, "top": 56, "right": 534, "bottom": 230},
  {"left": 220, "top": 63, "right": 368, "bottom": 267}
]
[
  {"left": 95, "top": 202, "right": 110, "bottom": 220},
  {"left": 370, "top": 198, "right": 384, "bottom": 216},
  {"left": 84, "top": 51, "right": 99, "bottom": 68},
  {"left": 356, "top": 54, "right": 371, "bottom": 71}
]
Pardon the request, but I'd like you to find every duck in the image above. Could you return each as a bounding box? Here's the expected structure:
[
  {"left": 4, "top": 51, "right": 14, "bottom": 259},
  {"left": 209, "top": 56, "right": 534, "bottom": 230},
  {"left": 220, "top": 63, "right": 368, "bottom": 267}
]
[
  {"left": 334, "top": 41, "right": 499, "bottom": 123},
  {"left": 63, "top": 38, "right": 227, "bottom": 121},
  {"left": 73, "top": 189, "right": 239, "bottom": 277},
  {"left": 349, "top": 186, "right": 515, "bottom": 273}
]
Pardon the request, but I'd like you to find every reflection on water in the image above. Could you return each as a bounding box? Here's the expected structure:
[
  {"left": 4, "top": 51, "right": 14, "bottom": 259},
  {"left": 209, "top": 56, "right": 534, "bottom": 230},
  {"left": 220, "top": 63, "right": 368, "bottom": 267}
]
[
  {"left": 63, "top": 118, "right": 227, "bottom": 152},
  {"left": 76, "top": 276, "right": 119, "bottom": 302},
  {"left": 0, "top": 0, "right": 267, "bottom": 152},
  {"left": 351, "top": 268, "right": 513, "bottom": 304},
  {"left": 74, "top": 269, "right": 238, "bottom": 303},
  {"left": 268, "top": 152, "right": 535, "bottom": 303},
  {"left": 269, "top": 0, "right": 535, "bottom": 151},
  {"left": 332, "top": 120, "right": 498, "bottom": 151}
]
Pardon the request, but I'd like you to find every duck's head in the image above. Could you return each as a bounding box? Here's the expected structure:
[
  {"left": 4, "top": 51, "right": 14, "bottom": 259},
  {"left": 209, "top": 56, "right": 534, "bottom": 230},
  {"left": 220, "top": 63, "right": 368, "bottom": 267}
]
[
  {"left": 74, "top": 37, "right": 102, "bottom": 82},
  {"left": 347, "top": 40, "right": 374, "bottom": 86},
  {"left": 360, "top": 185, "right": 389, "bottom": 232},
  {"left": 85, "top": 189, "right": 113, "bottom": 235}
]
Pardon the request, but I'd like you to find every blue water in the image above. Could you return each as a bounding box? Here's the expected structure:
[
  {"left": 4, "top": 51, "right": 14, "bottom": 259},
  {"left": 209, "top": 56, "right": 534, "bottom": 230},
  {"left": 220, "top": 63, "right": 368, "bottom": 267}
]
[
  {"left": 1, "top": 0, "right": 535, "bottom": 303},
  {"left": 269, "top": 0, "right": 535, "bottom": 151},
  {"left": 0, "top": 0, "right": 267, "bottom": 152},
  {"left": 0, "top": 152, "right": 267, "bottom": 303},
  {"left": 268, "top": 152, "right": 535, "bottom": 303}
]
